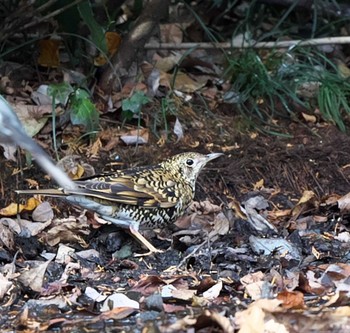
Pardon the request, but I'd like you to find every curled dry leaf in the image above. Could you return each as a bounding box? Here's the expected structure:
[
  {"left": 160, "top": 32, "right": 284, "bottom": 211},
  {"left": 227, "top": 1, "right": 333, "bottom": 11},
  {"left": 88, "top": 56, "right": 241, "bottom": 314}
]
[
  {"left": 120, "top": 128, "right": 149, "bottom": 145},
  {"left": 17, "top": 218, "right": 52, "bottom": 237},
  {"left": 32, "top": 201, "right": 54, "bottom": 222},
  {"left": 242, "top": 196, "right": 277, "bottom": 232},
  {"left": 0, "top": 221, "right": 15, "bottom": 249},
  {"left": 55, "top": 244, "right": 75, "bottom": 265},
  {"left": 85, "top": 287, "right": 107, "bottom": 302},
  {"left": 0, "top": 273, "right": 12, "bottom": 300},
  {"left": 235, "top": 299, "right": 284, "bottom": 333},
  {"left": 100, "top": 293, "right": 139, "bottom": 312},
  {"left": 249, "top": 235, "right": 302, "bottom": 261},
  {"left": 202, "top": 280, "right": 223, "bottom": 300},
  {"left": 277, "top": 290, "right": 305, "bottom": 309},
  {"left": 337, "top": 192, "right": 350, "bottom": 213},
  {"left": 42, "top": 215, "right": 90, "bottom": 246},
  {"left": 173, "top": 117, "right": 184, "bottom": 142},
  {"left": 18, "top": 259, "right": 52, "bottom": 293}
]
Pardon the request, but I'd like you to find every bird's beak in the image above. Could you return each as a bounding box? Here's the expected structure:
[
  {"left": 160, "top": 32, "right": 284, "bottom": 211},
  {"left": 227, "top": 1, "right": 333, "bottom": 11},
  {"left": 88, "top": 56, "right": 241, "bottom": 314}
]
[{"left": 206, "top": 153, "right": 224, "bottom": 161}]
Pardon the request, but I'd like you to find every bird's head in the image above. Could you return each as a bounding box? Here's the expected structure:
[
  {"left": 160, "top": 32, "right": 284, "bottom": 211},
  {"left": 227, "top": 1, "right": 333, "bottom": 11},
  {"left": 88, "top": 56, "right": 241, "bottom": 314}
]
[{"left": 162, "top": 152, "right": 223, "bottom": 186}]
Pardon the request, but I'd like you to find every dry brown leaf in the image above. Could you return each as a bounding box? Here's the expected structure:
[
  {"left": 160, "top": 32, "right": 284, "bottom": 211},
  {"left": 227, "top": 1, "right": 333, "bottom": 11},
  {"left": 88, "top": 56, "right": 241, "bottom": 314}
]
[
  {"left": 0, "top": 222, "right": 15, "bottom": 249},
  {"left": 337, "top": 192, "right": 350, "bottom": 212},
  {"left": 121, "top": 128, "right": 149, "bottom": 145},
  {"left": 131, "top": 275, "right": 166, "bottom": 296},
  {"left": 155, "top": 54, "right": 182, "bottom": 72},
  {"left": 0, "top": 202, "right": 25, "bottom": 216},
  {"left": 298, "top": 190, "right": 316, "bottom": 204},
  {"left": 277, "top": 290, "right": 305, "bottom": 309},
  {"left": 100, "top": 293, "right": 139, "bottom": 311},
  {"left": 202, "top": 280, "right": 222, "bottom": 300},
  {"left": 212, "top": 212, "right": 230, "bottom": 235},
  {"left": 32, "top": 201, "right": 54, "bottom": 222},
  {"left": 171, "top": 288, "right": 197, "bottom": 301},
  {"left": 173, "top": 72, "right": 205, "bottom": 93},
  {"left": 253, "top": 178, "right": 264, "bottom": 190},
  {"left": 236, "top": 299, "right": 284, "bottom": 333},
  {"left": 302, "top": 112, "right": 317, "bottom": 123},
  {"left": 160, "top": 23, "right": 183, "bottom": 44},
  {"left": 98, "top": 307, "right": 137, "bottom": 321},
  {"left": 163, "top": 303, "right": 186, "bottom": 313},
  {"left": 94, "top": 32, "right": 122, "bottom": 66},
  {"left": 18, "top": 259, "right": 52, "bottom": 292},
  {"left": 38, "top": 39, "right": 60, "bottom": 68}
]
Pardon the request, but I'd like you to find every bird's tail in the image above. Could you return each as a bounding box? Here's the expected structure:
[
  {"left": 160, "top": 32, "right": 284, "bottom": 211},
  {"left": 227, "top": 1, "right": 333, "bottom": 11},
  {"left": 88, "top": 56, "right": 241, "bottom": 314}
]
[{"left": 15, "top": 188, "right": 66, "bottom": 197}]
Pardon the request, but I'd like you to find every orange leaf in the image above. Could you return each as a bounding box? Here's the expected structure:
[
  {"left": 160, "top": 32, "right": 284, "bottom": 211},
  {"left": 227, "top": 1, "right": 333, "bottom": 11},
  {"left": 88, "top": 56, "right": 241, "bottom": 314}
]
[
  {"left": 38, "top": 39, "right": 60, "bottom": 68},
  {"left": 0, "top": 202, "right": 25, "bottom": 216},
  {"left": 277, "top": 290, "right": 305, "bottom": 309},
  {"left": 94, "top": 32, "right": 122, "bottom": 66}
]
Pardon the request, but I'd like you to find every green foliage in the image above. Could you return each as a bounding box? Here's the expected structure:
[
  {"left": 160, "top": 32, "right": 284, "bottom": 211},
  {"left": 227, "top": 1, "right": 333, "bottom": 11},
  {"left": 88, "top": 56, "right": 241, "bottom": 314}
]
[
  {"left": 122, "top": 91, "right": 151, "bottom": 121},
  {"left": 47, "top": 83, "right": 74, "bottom": 105},
  {"left": 77, "top": 0, "right": 107, "bottom": 54},
  {"left": 69, "top": 88, "right": 99, "bottom": 133},
  {"left": 225, "top": 45, "right": 350, "bottom": 133},
  {"left": 317, "top": 72, "right": 350, "bottom": 133},
  {"left": 225, "top": 49, "right": 301, "bottom": 124},
  {"left": 48, "top": 83, "right": 99, "bottom": 133}
]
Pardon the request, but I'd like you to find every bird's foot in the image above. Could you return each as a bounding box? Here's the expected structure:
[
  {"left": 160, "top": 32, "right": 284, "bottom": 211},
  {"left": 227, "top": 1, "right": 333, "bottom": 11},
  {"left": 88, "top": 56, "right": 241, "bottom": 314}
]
[
  {"left": 128, "top": 225, "right": 165, "bottom": 256},
  {"left": 134, "top": 248, "right": 164, "bottom": 257}
]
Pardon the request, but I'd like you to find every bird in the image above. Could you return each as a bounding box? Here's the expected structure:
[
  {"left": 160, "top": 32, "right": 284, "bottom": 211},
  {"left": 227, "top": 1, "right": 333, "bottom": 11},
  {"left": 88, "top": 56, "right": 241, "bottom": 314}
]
[
  {"left": 0, "top": 95, "right": 76, "bottom": 189},
  {"left": 16, "top": 152, "right": 223, "bottom": 255}
]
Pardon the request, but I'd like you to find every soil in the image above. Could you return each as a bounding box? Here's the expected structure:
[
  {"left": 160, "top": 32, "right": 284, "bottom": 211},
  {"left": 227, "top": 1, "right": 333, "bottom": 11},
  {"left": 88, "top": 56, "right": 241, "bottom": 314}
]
[{"left": 1, "top": 115, "right": 350, "bottom": 332}]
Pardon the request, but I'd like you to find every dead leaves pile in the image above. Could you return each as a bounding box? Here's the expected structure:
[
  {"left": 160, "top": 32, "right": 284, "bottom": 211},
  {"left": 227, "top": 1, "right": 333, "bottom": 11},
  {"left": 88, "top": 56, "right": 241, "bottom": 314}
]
[{"left": 0, "top": 186, "right": 350, "bottom": 332}]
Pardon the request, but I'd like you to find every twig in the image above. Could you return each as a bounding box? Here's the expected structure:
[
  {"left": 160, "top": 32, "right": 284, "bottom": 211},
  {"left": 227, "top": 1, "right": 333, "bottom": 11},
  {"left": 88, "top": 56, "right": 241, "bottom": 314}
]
[
  {"left": 21, "top": 0, "right": 86, "bottom": 32},
  {"left": 176, "top": 239, "right": 208, "bottom": 269},
  {"left": 145, "top": 36, "right": 350, "bottom": 50}
]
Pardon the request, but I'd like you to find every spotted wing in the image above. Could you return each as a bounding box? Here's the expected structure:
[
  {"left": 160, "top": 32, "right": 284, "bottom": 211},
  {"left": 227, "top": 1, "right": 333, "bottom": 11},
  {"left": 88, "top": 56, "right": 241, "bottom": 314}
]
[{"left": 67, "top": 170, "right": 179, "bottom": 208}]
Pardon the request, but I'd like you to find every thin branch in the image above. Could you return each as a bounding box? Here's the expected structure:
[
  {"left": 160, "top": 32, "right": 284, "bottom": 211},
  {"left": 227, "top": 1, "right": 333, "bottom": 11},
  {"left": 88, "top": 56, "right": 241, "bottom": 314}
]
[
  {"left": 145, "top": 36, "right": 350, "bottom": 50},
  {"left": 21, "top": 0, "right": 86, "bottom": 32}
]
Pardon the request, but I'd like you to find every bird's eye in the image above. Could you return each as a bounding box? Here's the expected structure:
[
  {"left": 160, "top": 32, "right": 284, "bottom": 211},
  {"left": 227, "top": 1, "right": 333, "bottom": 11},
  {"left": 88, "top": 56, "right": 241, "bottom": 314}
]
[{"left": 186, "top": 158, "right": 194, "bottom": 166}]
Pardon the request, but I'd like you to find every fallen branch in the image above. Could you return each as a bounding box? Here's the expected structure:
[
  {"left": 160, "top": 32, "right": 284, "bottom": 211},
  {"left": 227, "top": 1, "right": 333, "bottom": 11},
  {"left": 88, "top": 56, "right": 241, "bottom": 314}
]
[{"left": 145, "top": 36, "right": 350, "bottom": 50}]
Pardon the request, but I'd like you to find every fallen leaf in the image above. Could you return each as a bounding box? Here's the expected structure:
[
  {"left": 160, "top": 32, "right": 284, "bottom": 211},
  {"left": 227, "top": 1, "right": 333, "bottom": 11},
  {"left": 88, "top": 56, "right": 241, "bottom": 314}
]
[
  {"left": 302, "top": 112, "right": 317, "bottom": 123},
  {"left": 0, "top": 222, "right": 15, "bottom": 249},
  {"left": 202, "top": 280, "right": 222, "bottom": 300},
  {"left": 100, "top": 293, "right": 139, "bottom": 312},
  {"left": 0, "top": 273, "right": 12, "bottom": 300},
  {"left": 55, "top": 244, "right": 75, "bottom": 265},
  {"left": 18, "top": 260, "right": 52, "bottom": 292},
  {"left": 277, "top": 290, "right": 305, "bottom": 309},
  {"left": 38, "top": 39, "right": 60, "bottom": 68},
  {"left": 160, "top": 23, "right": 183, "bottom": 44},
  {"left": 85, "top": 286, "right": 107, "bottom": 302},
  {"left": 173, "top": 117, "right": 184, "bottom": 142},
  {"left": 32, "top": 202, "right": 54, "bottom": 222}
]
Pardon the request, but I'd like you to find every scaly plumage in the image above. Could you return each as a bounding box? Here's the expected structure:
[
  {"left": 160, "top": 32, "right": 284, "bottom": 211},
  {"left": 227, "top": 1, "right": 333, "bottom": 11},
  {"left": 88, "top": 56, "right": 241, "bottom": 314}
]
[{"left": 16, "top": 152, "right": 223, "bottom": 254}]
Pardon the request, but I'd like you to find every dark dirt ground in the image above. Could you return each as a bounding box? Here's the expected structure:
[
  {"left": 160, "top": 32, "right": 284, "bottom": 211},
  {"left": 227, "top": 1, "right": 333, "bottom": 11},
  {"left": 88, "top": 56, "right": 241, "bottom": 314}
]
[{"left": 1, "top": 114, "right": 350, "bottom": 332}]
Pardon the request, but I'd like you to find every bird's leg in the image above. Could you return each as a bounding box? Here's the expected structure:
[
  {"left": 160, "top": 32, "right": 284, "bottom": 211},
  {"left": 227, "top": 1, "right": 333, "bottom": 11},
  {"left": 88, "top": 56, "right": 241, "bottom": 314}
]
[
  {"left": 129, "top": 225, "right": 164, "bottom": 257},
  {"left": 100, "top": 215, "right": 163, "bottom": 256}
]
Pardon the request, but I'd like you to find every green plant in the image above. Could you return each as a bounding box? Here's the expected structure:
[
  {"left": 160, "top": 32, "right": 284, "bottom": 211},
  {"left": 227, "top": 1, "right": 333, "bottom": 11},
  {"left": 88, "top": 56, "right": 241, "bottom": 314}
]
[
  {"left": 224, "top": 44, "right": 350, "bottom": 133},
  {"left": 121, "top": 90, "right": 151, "bottom": 123},
  {"left": 48, "top": 83, "right": 99, "bottom": 157}
]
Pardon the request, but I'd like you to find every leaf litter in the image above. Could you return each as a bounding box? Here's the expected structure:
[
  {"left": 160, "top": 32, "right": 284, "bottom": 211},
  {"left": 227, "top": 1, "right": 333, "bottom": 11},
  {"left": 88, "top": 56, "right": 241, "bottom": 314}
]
[{"left": 2, "top": 4, "right": 350, "bottom": 333}]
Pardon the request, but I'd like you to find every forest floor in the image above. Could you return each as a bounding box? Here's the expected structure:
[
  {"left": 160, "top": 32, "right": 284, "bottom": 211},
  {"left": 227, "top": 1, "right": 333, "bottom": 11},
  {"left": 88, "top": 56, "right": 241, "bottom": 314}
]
[{"left": 1, "top": 110, "right": 350, "bottom": 332}]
